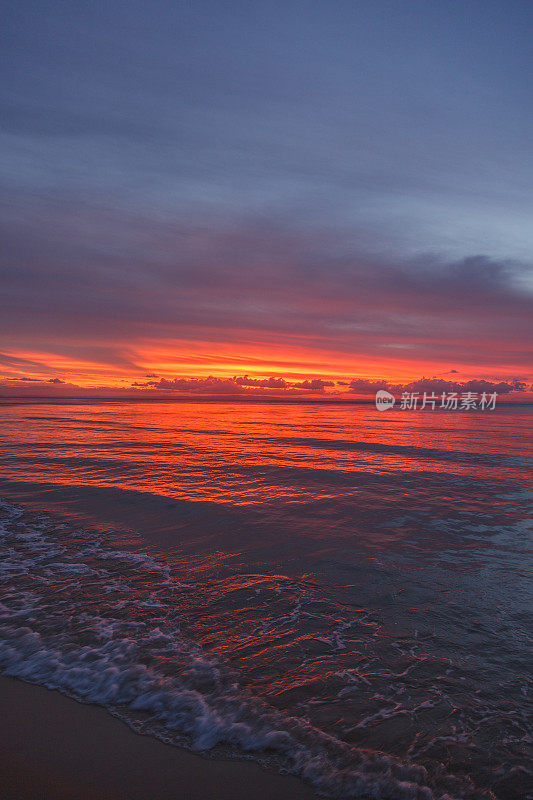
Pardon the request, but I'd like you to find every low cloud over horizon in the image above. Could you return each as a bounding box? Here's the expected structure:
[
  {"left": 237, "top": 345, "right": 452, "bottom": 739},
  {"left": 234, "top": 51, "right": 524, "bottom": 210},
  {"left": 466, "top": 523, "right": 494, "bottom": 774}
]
[{"left": 1, "top": 372, "right": 530, "bottom": 401}]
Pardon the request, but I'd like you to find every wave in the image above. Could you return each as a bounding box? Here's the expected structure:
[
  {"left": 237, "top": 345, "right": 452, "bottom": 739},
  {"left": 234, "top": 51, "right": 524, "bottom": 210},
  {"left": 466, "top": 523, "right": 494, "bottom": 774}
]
[{"left": 0, "top": 498, "right": 502, "bottom": 799}]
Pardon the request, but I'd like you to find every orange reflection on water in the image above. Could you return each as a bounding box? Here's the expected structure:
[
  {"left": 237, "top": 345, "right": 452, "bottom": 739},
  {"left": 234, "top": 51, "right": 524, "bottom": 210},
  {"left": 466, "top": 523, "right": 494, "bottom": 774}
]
[{"left": 0, "top": 400, "right": 531, "bottom": 508}]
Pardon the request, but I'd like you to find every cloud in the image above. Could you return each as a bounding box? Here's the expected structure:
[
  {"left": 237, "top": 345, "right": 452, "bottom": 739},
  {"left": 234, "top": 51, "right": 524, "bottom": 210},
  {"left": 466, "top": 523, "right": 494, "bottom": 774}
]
[
  {"left": 234, "top": 376, "right": 289, "bottom": 388},
  {"left": 0, "top": 371, "right": 530, "bottom": 400},
  {"left": 348, "top": 378, "right": 388, "bottom": 393},
  {"left": 133, "top": 376, "right": 245, "bottom": 394},
  {"left": 293, "top": 379, "right": 335, "bottom": 391},
  {"left": 348, "top": 376, "right": 528, "bottom": 396},
  {"left": 1, "top": 0, "right": 533, "bottom": 394},
  {"left": 130, "top": 375, "right": 335, "bottom": 395},
  {"left": 1, "top": 198, "right": 532, "bottom": 383}
]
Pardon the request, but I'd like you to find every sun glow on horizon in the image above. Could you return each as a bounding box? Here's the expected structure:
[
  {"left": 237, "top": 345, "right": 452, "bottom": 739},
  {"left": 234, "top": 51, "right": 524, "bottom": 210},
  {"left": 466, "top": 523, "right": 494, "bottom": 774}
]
[{"left": 1, "top": 336, "right": 531, "bottom": 396}]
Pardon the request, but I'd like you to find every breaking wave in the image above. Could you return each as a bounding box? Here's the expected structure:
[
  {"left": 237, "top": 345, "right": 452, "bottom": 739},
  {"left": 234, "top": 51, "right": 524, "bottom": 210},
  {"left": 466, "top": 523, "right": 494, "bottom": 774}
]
[{"left": 1, "top": 498, "right": 513, "bottom": 800}]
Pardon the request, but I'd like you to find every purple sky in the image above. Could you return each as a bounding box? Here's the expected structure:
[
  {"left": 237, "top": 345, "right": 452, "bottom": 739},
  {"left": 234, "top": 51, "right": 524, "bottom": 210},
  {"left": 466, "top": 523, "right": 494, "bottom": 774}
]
[{"left": 1, "top": 1, "right": 532, "bottom": 393}]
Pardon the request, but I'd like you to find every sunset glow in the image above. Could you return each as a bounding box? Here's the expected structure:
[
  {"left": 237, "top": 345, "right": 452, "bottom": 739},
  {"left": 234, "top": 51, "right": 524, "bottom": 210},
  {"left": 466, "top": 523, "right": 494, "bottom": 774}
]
[
  {"left": 2, "top": 1, "right": 532, "bottom": 398},
  {"left": 1, "top": 5, "right": 533, "bottom": 800}
]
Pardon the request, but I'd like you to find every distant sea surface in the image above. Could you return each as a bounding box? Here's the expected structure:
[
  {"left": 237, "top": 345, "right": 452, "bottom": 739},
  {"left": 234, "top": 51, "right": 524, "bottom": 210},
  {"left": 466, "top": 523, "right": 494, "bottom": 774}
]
[{"left": 0, "top": 400, "right": 531, "bottom": 799}]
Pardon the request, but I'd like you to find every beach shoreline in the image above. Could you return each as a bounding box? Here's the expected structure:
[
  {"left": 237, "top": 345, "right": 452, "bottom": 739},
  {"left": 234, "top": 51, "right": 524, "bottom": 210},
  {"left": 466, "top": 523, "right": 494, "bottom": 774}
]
[{"left": 0, "top": 676, "right": 317, "bottom": 800}]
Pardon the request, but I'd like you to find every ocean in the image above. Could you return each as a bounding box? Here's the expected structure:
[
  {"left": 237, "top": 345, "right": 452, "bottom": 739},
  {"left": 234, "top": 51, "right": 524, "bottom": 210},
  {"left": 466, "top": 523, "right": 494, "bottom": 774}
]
[{"left": 0, "top": 399, "right": 531, "bottom": 799}]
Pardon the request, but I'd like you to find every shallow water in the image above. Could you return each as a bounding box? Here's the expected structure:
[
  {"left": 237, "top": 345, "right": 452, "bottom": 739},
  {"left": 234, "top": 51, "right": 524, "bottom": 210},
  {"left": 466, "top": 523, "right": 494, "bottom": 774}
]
[{"left": 0, "top": 400, "right": 531, "bottom": 799}]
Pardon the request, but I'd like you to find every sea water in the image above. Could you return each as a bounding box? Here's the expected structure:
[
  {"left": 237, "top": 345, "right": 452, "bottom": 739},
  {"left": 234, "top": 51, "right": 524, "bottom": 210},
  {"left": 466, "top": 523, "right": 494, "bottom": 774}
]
[{"left": 0, "top": 400, "right": 531, "bottom": 799}]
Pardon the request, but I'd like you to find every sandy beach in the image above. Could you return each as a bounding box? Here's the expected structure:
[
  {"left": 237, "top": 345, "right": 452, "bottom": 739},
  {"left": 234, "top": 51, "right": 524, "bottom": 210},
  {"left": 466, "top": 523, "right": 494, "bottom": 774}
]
[{"left": 0, "top": 676, "right": 317, "bottom": 800}]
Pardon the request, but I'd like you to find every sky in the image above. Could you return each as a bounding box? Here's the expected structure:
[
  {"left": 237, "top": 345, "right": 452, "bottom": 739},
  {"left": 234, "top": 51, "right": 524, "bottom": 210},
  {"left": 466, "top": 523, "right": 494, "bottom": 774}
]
[{"left": 1, "top": 0, "right": 532, "bottom": 397}]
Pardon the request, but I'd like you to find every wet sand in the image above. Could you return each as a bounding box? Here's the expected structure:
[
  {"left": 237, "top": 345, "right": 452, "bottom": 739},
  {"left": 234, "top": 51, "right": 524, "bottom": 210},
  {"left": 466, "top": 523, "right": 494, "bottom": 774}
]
[{"left": 0, "top": 676, "right": 317, "bottom": 800}]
